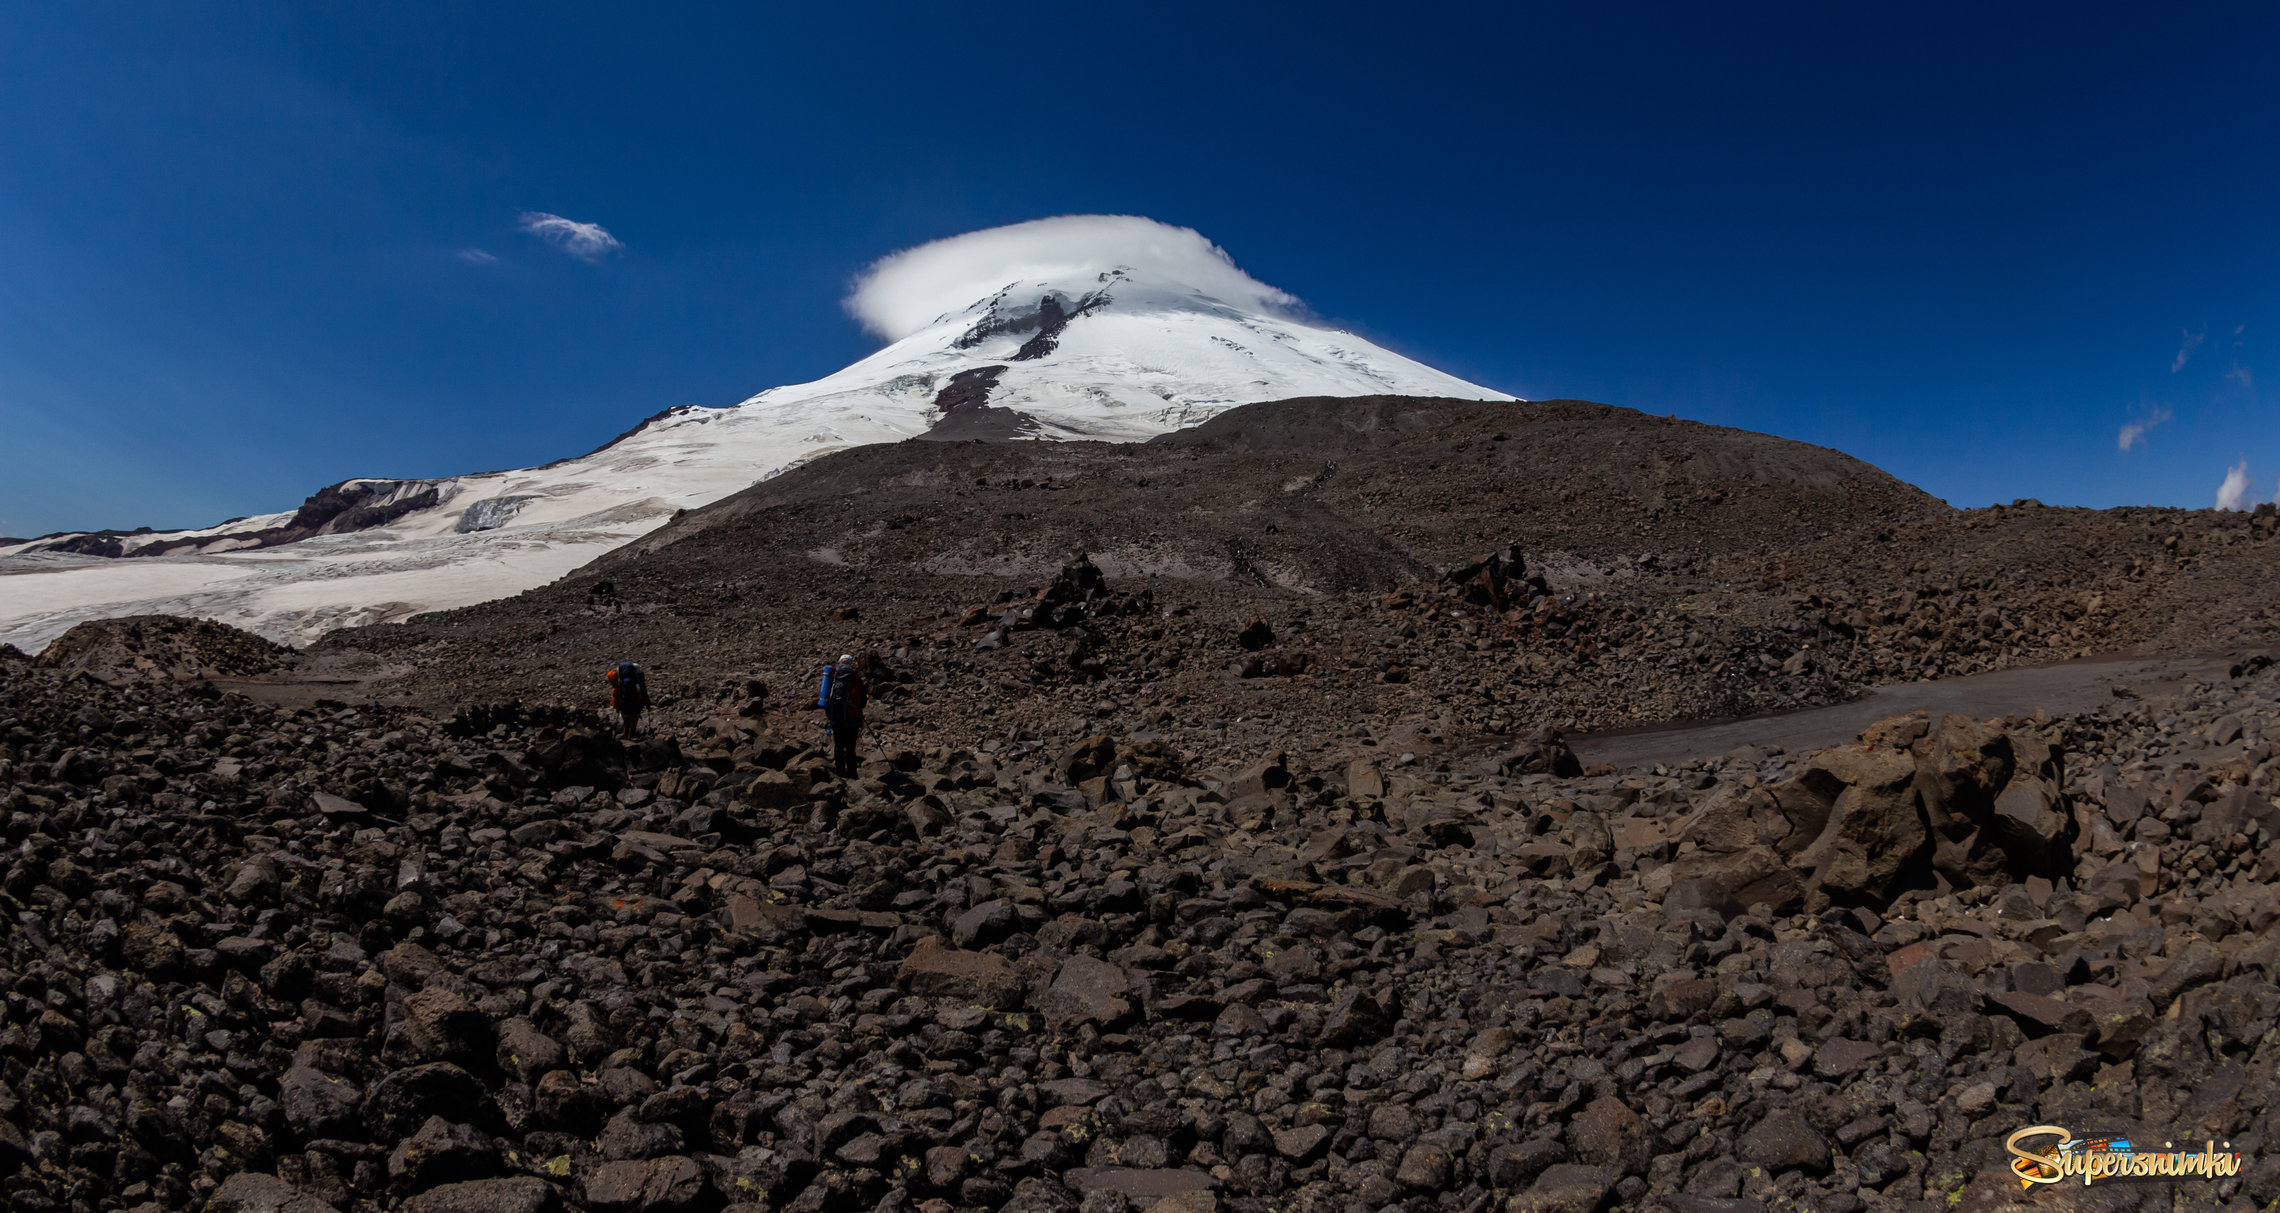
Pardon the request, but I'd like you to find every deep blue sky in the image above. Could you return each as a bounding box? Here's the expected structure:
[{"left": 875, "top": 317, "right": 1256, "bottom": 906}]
[{"left": 3, "top": 3, "right": 2275, "bottom": 538}]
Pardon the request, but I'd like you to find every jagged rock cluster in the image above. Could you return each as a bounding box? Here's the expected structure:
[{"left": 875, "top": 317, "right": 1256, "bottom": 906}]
[
  {"left": 3, "top": 637, "right": 2278, "bottom": 1213},
  {"left": 1659, "top": 712, "right": 2079, "bottom": 916},
  {"left": 966, "top": 554, "right": 1157, "bottom": 668}
]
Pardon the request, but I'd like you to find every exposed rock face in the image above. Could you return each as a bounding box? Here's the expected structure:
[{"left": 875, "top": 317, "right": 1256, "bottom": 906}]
[
  {"left": 1012, "top": 291, "right": 1110, "bottom": 361},
  {"left": 951, "top": 288, "right": 1112, "bottom": 360},
  {"left": 282, "top": 480, "right": 447, "bottom": 538},
  {"left": 17, "top": 478, "right": 450, "bottom": 559},
  {"left": 929, "top": 365, "right": 1008, "bottom": 417}
]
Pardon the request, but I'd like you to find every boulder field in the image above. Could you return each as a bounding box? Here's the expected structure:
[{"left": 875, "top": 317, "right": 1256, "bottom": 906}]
[{"left": 2, "top": 641, "right": 2276, "bottom": 1213}]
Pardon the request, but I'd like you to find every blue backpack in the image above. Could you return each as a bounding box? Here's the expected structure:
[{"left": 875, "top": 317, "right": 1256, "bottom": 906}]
[{"left": 614, "top": 662, "right": 647, "bottom": 708}]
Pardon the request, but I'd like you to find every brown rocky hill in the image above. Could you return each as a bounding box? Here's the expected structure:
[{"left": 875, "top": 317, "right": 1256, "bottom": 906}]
[
  {"left": 319, "top": 396, "right": 2280, "bottom": 770},
  {"left": 612, "top": 396, "right": 1943, "bottom": 587},
  {"left": 36, "top": 614, "right": 295, "bottom": 683}
]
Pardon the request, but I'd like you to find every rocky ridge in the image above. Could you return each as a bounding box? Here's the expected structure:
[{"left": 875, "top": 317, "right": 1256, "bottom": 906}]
[
  {"left": 33, "top": 617, "right": 296, "bottom": 685},
  {"left": 315, "top": 400, "right": 2280, "bottom": 775}
]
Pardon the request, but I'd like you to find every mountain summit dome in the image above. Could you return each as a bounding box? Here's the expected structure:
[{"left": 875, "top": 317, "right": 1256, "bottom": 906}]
[
  {"left": 749, "top": 223, "right": 1512, "bottom": 445},
  {"left": 0, "top": 216, "right": 1513, "bottom": 650}
]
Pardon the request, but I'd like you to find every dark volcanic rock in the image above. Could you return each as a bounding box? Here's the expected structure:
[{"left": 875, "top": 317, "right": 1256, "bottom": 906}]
[
  {"left": 1509, "top": 1164, "right": 1616, "bottom": 1213},
  {"left": 1739, "top": 1109, "right": 1832, "bottom": 1175},
  {"left": 281, "top": 1067, "right": 364, "bottom": 1139},
  {"left": 1567, "top": 1094, "right": 1652, "bottom": 1177},
  {"left": 400, "top": 1176, "right": 561, "bottom": 1213},
  {"left": 403, "top": 987, "right": 493, "bottom": 1064},
  {"left": 1037, "top": 954, "right": 1135, "bottom": 1030},
  {"left": 366, "top": 1064, "right": 490, "bottom": 1140},
  {"left": 583, "top": 1155, "right": 706, "bottom": 1213},
  {"left": 898, "top": 936, "right": 1024, "bottom": 1007},
  {"left": 2, "top": 506, "right": 2276, "bottom": 1213},
  {"left": 210, "top": 1171, "right": 341, "bottom": 1213},
  {"left": 388, "top": 1117, "right": 501, "bottom": 1193}
]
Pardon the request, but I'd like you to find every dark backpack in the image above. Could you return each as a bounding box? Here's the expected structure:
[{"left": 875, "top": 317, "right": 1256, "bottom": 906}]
[
  {"left": 826, "top": 663, "right": 855, "bottom": 713},
  {"left": 615, "top": 662, "right": 647, "bottom": 707}
]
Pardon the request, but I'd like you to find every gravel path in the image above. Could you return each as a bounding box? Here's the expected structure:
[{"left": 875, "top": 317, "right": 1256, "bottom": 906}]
[{"left": 1569, "top": 651, "right": 2242, "bottom": 769}]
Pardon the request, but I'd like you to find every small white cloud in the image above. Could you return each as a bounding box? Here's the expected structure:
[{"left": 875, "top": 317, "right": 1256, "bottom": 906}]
[
  {"left": 517, "top": 212, "right": 622, "bottom": 262},
  {"left": 2172, "top": 329, "right": 2205, "bottom": 373},
  {"left": 2227, "top": 365, "right": 2255, "bottom": 391},
  {"left": 2216, "top": 459, "right": 2252, "bottom": 510},
  {"left": 2117, "top": 407, "right": 2171, "bottom": 452},
  {"left": 456, "top": 248, "right": 499, "bottom": 265}
]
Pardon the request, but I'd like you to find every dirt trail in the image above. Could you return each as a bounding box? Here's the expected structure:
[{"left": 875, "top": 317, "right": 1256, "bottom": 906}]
[
  {"left": 205, "top": 650, "right": 420, "bottom": 709},
  {"left": 1567, "top": 649, "right": 2244, "bottom": 768}
]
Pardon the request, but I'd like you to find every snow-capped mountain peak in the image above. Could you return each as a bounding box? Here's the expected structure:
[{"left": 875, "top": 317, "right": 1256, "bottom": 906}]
[{"left": 0, "top": 217, "right": 1515, "bottom": 651}]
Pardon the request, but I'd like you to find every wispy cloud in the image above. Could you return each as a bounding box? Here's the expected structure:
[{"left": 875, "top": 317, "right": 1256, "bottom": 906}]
[
  {"left": 2227, "top": 365, "right": 2255, "bottom": 392},
  {"left": 2216, "top": 459, "right": 2252, "bottom": 510},
  {"left": 517, "top": 212, "right": 622, "bottom": 262},
  {"left": 456, "top": 248, "right": 499, "bottom": 265},
  {"left": 2117, "top": 407, "right": 2171, "bottom": 452},
  {"left": 845, "top": 215, "right": 1300, "bottom": 341},
  {"left": 2172, "top": 329, "right": 2205, "bottom": 373}
]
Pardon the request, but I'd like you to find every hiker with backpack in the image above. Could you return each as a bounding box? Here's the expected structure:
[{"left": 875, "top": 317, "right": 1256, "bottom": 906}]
[
  {"left": 816, "top": 652, "right": 868, "bottom": 777},
  {"left": 605, "top": 661, "right": 649, "bottom": 739}
]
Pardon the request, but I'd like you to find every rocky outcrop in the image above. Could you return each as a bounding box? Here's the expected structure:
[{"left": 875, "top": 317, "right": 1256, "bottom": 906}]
[
  {"left": 950, "top": 287, "right": 1113, "bottom": 359},
  {"left": 1667, "top": 712, "right": 2077, "bottom": 913},
  {"left": 36, "top": 614, "right": 293, "bottom": 681},
  {"left": 15, "top": 478, "right": 451, "bottom": 560},
  {"left": 965, "top": 552, "right": 1156, "bottom": 658}
]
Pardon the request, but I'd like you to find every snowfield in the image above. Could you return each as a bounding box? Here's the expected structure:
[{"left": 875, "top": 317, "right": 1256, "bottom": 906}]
[{"left": 1, "top": 228, "right": 1513, "bottom": 653}]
